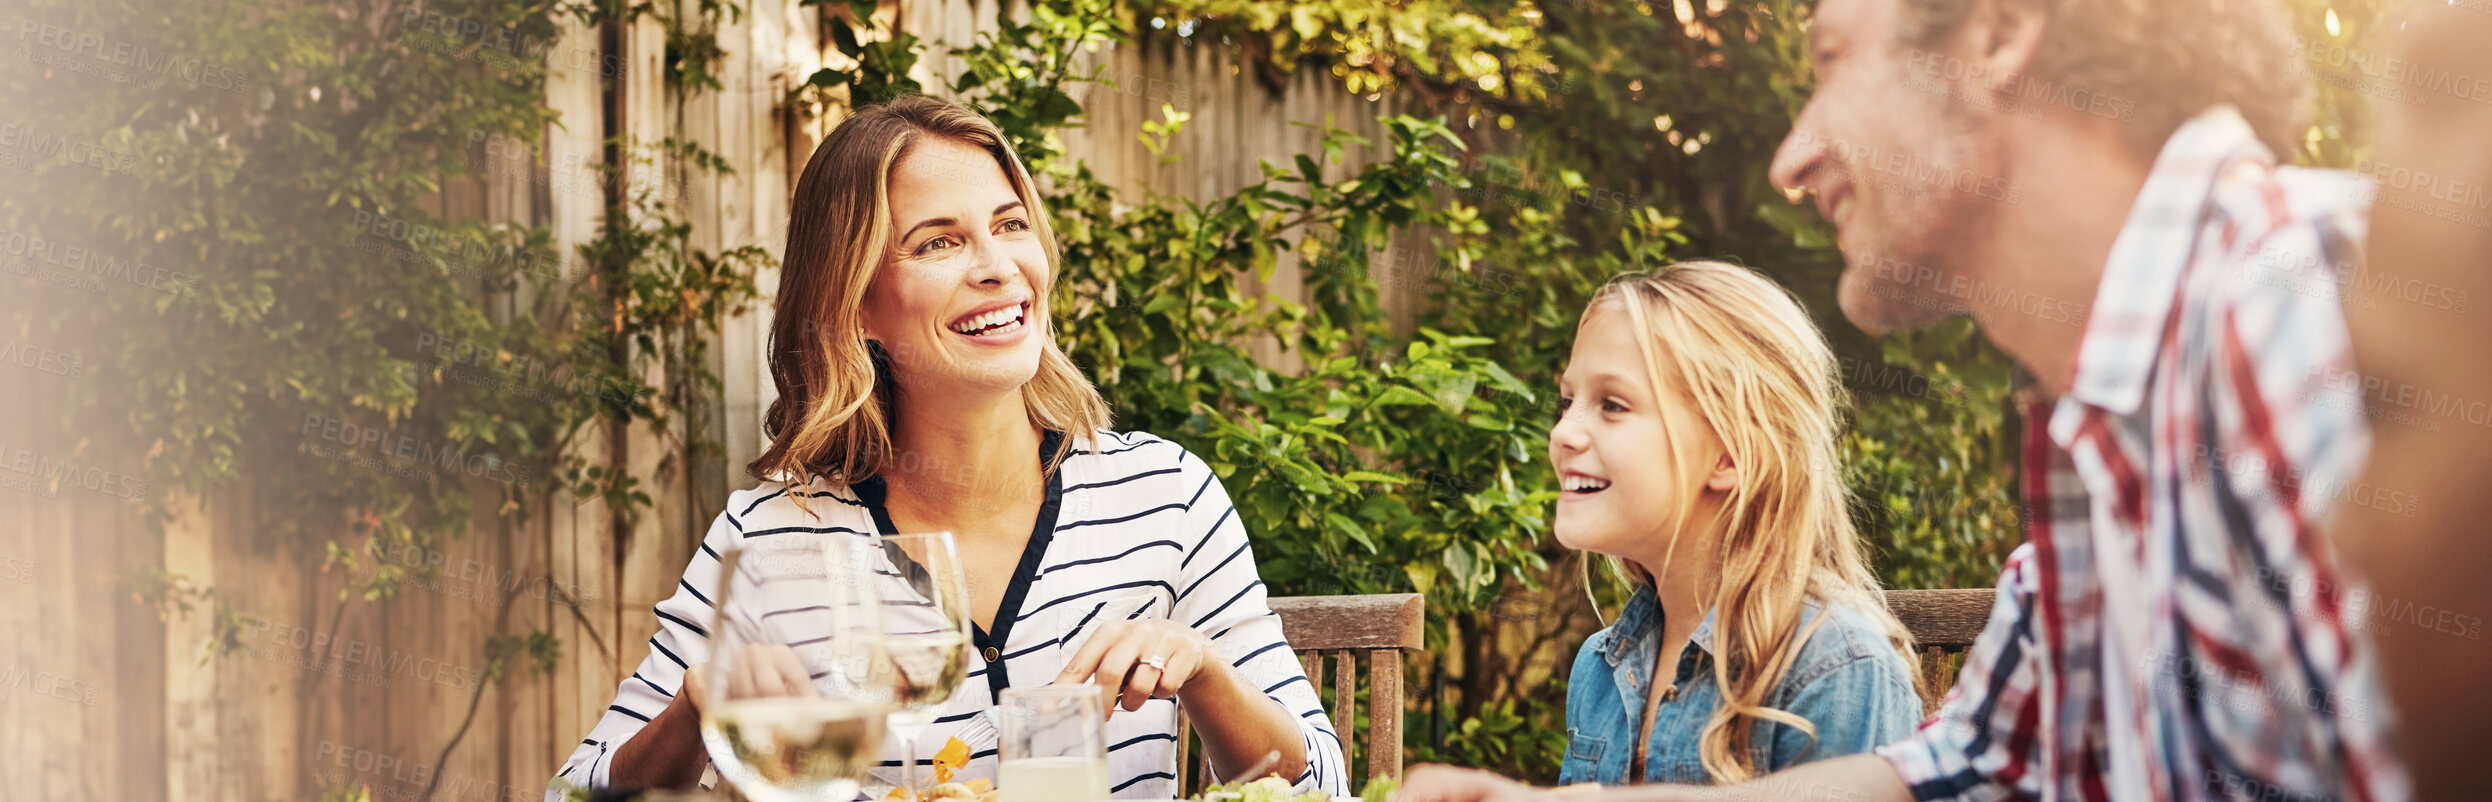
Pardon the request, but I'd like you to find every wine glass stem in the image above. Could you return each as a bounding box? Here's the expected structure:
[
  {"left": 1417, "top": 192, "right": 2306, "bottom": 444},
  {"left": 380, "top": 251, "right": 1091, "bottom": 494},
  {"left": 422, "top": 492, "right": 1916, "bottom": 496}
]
[{"left": 891, "top": 709, "right": 926, "bottom": 799}]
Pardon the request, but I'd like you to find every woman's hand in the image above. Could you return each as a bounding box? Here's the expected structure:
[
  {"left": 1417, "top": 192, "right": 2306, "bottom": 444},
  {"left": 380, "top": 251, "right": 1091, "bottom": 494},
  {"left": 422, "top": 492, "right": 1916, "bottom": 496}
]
[
  {"left": 683, "top": 642, "right": 819, "bottom": 712},
  {"left": 1051, "top": 619, "right": 1221, "bottom": 713}
]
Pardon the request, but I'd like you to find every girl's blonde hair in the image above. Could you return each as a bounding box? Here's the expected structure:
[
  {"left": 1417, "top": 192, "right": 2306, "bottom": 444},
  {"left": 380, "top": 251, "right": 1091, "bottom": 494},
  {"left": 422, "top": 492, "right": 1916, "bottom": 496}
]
[
  {"left": 748, "top": 95, "right": 1111, "bottom": 489},
  {"left": 1587, "top": 261, "right": 1918, "bottom": 784}
]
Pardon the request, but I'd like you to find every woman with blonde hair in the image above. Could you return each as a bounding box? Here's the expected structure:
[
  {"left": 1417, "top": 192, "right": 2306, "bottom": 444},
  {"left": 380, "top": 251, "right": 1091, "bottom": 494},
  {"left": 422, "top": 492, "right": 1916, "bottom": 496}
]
[
  {"left": 1547, "top": 262, "right": 1918, "bottom": 785},
  {"left": 550, "top": 95, "right": 1345, "bottom": 799}
]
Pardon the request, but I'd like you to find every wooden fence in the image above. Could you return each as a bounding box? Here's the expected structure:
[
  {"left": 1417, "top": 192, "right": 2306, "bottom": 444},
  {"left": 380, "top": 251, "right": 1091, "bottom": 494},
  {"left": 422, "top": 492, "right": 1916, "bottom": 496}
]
[{"left": 0, "top": 1, "right": 1448, "bottom": 799}]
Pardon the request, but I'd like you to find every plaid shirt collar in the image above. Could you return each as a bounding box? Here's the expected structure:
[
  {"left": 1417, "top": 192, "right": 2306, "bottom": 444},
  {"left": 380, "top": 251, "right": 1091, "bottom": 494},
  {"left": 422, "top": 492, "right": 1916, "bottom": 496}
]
[{"left": 2063, "top": 106, "right": 2269, "bottom": 419}]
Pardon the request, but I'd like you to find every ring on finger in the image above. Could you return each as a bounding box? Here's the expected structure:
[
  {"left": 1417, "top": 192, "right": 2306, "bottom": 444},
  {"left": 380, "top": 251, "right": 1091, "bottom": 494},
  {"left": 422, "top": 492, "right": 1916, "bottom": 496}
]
[{"left": 1140, "top": 654, "right": 1168, "bottom": 671}]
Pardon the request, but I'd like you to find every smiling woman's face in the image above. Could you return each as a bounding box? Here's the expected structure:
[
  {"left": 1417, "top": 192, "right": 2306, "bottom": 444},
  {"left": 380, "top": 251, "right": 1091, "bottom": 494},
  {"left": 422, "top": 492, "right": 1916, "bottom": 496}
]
[{"left": 862, "top": 135, "right": 1049, "bottom": 399}]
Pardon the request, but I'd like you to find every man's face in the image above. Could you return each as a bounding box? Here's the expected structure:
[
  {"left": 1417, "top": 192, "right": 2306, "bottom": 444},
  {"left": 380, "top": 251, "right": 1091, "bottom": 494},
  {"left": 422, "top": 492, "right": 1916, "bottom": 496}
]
[{"left": 1769, "top": 0, "right": 1999, "bottom": 335}]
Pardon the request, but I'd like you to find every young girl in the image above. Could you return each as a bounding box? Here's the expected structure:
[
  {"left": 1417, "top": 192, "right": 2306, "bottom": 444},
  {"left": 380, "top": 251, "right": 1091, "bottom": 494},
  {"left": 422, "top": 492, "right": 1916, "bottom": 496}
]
[{"left": 1551, "top": 262, "right": 1919, "bottom": 786}]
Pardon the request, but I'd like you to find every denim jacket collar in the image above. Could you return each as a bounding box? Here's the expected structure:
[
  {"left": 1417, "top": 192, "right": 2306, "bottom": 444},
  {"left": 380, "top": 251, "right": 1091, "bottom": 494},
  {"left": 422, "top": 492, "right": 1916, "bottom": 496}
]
[
  {"left": 1605, "top": 584, "right": 1842, "bottom": 692},
  {"left": 1602, "top": 585, "right": 1722, "bottom": 712}
]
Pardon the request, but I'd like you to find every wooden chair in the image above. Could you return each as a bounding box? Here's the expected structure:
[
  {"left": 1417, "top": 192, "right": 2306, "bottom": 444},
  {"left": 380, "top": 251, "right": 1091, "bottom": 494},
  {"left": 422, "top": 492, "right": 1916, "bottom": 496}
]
[
  {"left": 1175, "top": 593, "right": 1426, "bottom": 793},
  {"left": 1880, "top": 588, "right": 1994, "bottom": 713}
]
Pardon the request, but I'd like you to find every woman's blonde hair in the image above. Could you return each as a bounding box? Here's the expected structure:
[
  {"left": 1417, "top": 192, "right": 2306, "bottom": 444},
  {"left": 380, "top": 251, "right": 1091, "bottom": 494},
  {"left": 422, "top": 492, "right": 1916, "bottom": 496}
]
[
  {"left": 748, "top": 95, "right": 1111, "bottom": 489},
  {"left": 1586, "top": 261, "right": 1917, "bottom": 784}
]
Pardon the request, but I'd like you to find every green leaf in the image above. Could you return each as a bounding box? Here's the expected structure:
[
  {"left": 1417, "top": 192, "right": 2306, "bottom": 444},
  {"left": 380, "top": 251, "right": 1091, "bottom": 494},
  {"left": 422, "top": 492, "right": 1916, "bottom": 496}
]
[{"left": 1371, "top": 386, "right": 1434, "bottom": 407}]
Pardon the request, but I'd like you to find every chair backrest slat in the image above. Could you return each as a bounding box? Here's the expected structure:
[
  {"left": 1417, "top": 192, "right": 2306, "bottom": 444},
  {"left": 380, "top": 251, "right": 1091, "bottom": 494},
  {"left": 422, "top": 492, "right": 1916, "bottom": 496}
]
[
  {"left": 1332, "top": 651, "right": 1358, "bottom": 781},
  {"left": 1177, "top": 594, "right": 1424, "bottom": 794},
  {"left": 1364, "top": 649, "right": 1405, "bottom": 787}
]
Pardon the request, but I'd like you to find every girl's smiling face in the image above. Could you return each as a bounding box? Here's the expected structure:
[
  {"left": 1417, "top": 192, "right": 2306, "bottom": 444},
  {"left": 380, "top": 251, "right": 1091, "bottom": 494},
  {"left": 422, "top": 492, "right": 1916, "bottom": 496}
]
[
  {"left": 861, "top": 135, "right": 1050, "bottom": 398},
  {"left": 1549, "top": 302, "right": 1735, "bottom": 568}
]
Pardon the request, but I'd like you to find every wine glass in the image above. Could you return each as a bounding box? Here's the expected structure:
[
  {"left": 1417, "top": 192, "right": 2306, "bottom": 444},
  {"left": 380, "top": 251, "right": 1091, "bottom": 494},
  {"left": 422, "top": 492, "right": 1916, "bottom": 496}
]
[
  {"left": 701, "top": 533, "right": 891, "bottom": 802},
  {"left": 870, "top": 531, "right": 976, "bottom": 799}
]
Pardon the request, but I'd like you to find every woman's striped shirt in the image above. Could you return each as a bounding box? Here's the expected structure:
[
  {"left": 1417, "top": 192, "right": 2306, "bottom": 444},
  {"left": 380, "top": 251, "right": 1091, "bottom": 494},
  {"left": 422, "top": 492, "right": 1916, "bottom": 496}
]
[{"left": 548, "top": 430, "right": 1347, "bottom": 800}]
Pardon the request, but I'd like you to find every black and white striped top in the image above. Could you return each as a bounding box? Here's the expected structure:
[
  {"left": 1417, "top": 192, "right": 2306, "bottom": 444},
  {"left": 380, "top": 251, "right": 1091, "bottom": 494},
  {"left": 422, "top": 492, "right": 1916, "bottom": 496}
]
[{"left": 549, "top": 430, "right": 1347, "bottom": 800}]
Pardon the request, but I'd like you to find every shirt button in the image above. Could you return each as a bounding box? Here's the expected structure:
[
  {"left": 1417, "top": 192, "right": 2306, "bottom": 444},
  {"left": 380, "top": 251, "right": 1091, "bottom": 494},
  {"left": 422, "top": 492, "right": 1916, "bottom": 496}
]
[{"left": 983, "top": 646, "right": 1001, "bottom": 663}]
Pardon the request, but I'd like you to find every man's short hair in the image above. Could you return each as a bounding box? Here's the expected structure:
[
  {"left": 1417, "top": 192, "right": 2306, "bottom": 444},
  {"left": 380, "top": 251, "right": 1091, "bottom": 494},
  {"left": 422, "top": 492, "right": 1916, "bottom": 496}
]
[{"left": 1895, "top": 0, "right": 2311, "bottom": 159}]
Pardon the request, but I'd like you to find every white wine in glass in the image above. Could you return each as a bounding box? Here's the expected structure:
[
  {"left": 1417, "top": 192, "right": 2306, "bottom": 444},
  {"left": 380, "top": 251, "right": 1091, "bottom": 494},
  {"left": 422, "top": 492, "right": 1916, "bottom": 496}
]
[
  {"left": 702, "top": 534, "right": 890, "bottom": 802},
  {"left": 702, "top": 697, "right": 885, "bottom": 798},
  {"left": 882, "top": 630, "right": 972, "bottom": 709},
  {"left": 997, "top": 684, "right": 1110, "bottom": 802},
  {"left": 995, "top": 756, "right": 1112, "bottom": 802}
]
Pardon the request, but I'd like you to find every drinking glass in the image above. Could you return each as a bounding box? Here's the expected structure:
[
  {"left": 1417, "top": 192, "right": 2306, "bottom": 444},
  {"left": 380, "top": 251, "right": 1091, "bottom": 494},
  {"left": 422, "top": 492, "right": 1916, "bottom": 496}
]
[
  {"left": 700, "top": 533, "right": 890, "bottom": 802},
  {"left": 996, "top": 684, "right": 1110, "bottom": 802},
  {"left": 870, "top": 531, "right": 976, "bottom": 798}
]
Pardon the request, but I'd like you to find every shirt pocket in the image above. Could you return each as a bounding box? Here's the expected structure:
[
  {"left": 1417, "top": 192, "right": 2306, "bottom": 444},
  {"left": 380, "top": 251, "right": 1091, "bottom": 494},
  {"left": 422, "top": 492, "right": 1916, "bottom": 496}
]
[{"left": 1557, "top": 729, "right": 1607, "bottom": 784}]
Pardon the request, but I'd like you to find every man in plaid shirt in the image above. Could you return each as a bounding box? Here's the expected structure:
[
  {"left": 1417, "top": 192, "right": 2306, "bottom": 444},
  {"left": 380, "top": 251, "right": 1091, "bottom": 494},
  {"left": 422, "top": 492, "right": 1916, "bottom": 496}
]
[{"left": 1399, "top": 0, "right": 2412, "bottom": 800}]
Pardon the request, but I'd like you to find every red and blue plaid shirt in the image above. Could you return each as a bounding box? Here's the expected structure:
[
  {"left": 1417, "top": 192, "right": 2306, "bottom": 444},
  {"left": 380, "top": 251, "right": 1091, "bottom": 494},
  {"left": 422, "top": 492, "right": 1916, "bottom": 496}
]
[{"left": 1874, "top": 107, "right": 2409, "bottom": 802}]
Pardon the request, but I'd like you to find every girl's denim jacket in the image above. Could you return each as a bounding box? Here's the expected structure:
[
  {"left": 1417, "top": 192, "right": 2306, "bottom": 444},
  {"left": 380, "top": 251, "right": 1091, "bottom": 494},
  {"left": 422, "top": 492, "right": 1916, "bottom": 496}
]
[{"left": 1558, "top": 585, "right": 1921, "bottom": 786}]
